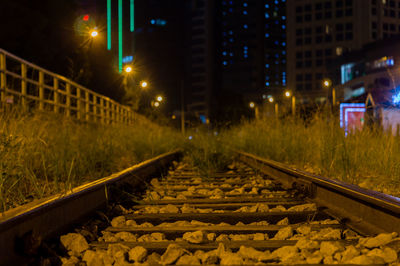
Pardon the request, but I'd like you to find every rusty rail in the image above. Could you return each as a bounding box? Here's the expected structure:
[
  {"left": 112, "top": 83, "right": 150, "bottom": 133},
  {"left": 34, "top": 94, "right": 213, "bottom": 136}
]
[
  {"left": 236, "top": 151, "right": 400, "bottom": 235},
  {"left": 0, "top": 150, "right": 182, "bottom": 264}
]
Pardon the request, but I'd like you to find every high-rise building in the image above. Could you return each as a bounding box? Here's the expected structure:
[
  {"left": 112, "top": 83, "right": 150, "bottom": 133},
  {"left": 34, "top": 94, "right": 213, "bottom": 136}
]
[
  {"left": 186, "top": 0, "right": 286, "bottom": 123},
  {"left": 287, "top": 0, "right": 400, "bottom": 103}
]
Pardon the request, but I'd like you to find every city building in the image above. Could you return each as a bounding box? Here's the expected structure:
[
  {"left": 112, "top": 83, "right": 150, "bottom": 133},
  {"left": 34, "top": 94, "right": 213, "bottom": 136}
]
[
  {"left": 332, "top": 38, "right": 400, "bottom": 135},
  {"left": 332, "top": 38, "right": 400, "bottom": 103},
  {"left": 286, "top": 0, "right": 400, "bottom": 104},
  {"left": 186, "top": 0, "right": 287, "bottom": 123}
]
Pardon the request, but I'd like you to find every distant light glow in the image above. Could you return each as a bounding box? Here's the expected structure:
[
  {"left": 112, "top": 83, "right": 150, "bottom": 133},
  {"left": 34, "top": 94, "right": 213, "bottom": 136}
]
[
  {"left": 188, "top": 135, "right": 193, "bottom": 140},
  {"left": 269, "top": 97, "right": 274, "bottom": 103},
  {"left": 285, "top": 91, "right": 291, "bottom": 97},
  {"left": 393, "top": 91, "right": 400, "bottom": 105},
  {"left": 83, "top": 14, "right": 89, "bottom": 21},
  {"left": 130, "top": 0, "right": 135, "bottom": 32},
  {"left": 107, "top": 0, "right": 111, "bottom": 50},
  {"left": 140, "top": 81, "right": 148, "bottom": 88},
  {"left": 156, "top": 96, "right": 163, "bottom": 102},
  {"left": 122, "top": 56, "right": 133, "bottom": 63},
  {"left": 249, "top": 102, "right": 255, "bottom": 108},
  {"left": 118, "top": 0, "right": 123, "bottom": 72},
  {"left": 90, "top": 29, "right": 98, "bottom": 37},
  {"left": 124, "top": 66, "right": 133, "bottom": 73},
  {"left": 154, "top": 101, "right": 160, "bottom": 107}
]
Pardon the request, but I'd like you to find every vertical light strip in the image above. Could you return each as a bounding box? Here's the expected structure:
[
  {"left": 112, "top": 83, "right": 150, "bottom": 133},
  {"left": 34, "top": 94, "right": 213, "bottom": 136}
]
[
  {"left": 118, "top": 0, "right": 123, "bottom": 72},
  {"left": 130, "top": 0, "right": 134, "bottom": 32},
  {"left": 107, "top": 0, "right": 112, "bottom": 50}
]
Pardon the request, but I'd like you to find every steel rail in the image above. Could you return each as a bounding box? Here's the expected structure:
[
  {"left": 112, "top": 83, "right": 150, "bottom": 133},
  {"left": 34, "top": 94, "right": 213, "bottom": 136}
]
[
  {"left": 236, "top": 151, "right": 400, "bottom": 236},
  {"left": 0, "top": 150, "right": 182, "bottom": 264}
]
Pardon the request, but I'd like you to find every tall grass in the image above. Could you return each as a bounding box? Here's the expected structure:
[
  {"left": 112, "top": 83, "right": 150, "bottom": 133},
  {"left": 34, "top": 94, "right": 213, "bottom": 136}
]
[
  {"left": 0, "top": 109, "right": 183, "bottom": 212},
  {"left": 223, "top": 114, "right": 400, "bottom": 196},
  {"left": 183, "top": 127, "right": 233, "bottom": 176}
]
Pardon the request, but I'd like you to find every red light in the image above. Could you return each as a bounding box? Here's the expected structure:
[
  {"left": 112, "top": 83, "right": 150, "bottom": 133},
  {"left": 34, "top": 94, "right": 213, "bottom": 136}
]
[{"left": 83, "top": 14, "right": 89, "bottom": 21}]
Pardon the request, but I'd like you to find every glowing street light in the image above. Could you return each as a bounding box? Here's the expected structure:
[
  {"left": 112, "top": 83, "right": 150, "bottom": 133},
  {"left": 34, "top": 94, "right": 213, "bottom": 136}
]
[
  {"left": 268, "top": 97, "right": 274, "bottom": 103},
  {"left": 140, "top": 81, "right": 148, "bottom": 88},
  {"left": 156, "top": 95, "right": 163, "bottom": 102},
  {"left": 323, "top": 79, "right": 332, "bottom": 88},
  {"left": 323, "top": 78, "right": 336, "bottom": 106},
  {"left": 284, "top": 90, "right": 296, "bottom": 116},
  {"left": 154, "top": 101, "right": 160, "bottom": 107},
  {"left": 124, "top": 65, "right": 133, "bottom": 73},
  {"left": 249, "top": 102, "right": 255, "bottom": 108},
  {"left": 90, "top": 29, "right": 99, "bottom": 38}
]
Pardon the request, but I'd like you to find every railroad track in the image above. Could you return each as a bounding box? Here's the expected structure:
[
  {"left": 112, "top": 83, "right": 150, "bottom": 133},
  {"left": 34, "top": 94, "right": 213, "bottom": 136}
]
[{"left": 1, "top": 150, "right": 400, "bottom": 265}]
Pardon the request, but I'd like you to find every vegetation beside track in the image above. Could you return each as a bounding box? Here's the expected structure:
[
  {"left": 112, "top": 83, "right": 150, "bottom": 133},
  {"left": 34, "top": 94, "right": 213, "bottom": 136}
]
[
  {"left": 223, "top": 114, "right": 400, "bottom": 197},
  {"left": 0, "top": 110, "right": 184, "bottom": 212}
]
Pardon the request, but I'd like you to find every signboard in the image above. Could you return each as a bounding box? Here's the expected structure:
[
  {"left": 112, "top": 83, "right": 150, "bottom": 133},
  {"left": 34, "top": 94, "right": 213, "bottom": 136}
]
[{"left": 340, "top": 103, "right": 365, "bottom": 136}]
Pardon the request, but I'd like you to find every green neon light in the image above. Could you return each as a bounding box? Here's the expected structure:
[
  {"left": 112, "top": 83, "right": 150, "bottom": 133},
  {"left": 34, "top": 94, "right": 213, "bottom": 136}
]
[
  {"left": 107, "top": 0, "right": 111, "bottom": 50},
  {"left": 130, "top": 0, "right": 134, "bottom": 32},
  {"left": 118, "top": 0, "right": 123, "bottom": 72}
]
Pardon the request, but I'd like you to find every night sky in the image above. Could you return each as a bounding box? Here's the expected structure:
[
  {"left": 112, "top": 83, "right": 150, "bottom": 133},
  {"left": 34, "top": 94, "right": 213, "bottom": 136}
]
[{"left": 0, "top": 0, "right": 186, "bottom": 114}]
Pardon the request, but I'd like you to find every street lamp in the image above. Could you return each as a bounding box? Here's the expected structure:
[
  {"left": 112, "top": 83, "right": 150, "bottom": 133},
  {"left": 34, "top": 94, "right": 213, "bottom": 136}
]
[
  {"left": 156, "top": 95, "right": 163, "bottom": 102},
  {"left": 124, "top": 65, "right": 133, "bottom": 73},
  {"left": 323, "top": 78, "right": 336, "bottom": 106},
  {"left": 284, "top": 90, "right": 296, "bottom": 116},
  {"left": 249, "top": 102, "right": 259, "bottom": 119},
  {"left": 90, "top": 29, "right": 99, "bottom": 38},
  {"left": 140, "top": 81, "right": 148, "bottom": 88},
  {"left": 268, "top": 97, "right": 274, "bottom": 103},
  {"left": 154, "top": 101, "right": 160, "bottom": 107}
]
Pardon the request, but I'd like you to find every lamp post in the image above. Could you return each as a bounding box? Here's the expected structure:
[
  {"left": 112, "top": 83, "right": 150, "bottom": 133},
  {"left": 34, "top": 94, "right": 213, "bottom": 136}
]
[
  {"left": 267, "top": 96, "right": 278, "bottom": 118},
  {"left": 249, "top": 102, "right": 259, "bottom": 119},
  {"left": 323, "top": 78, "right": 335, "bottom": 106},
  {"left": 284, "top": 90, "right": 296, "bottom": 116}
]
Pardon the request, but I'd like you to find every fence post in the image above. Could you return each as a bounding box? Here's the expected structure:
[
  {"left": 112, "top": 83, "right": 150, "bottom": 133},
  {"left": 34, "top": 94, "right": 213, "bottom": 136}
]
[
  {"left": 0, "top": 53, "right": 6, "bottom": 105},
  {"left": 53, "top": 77, "right": 59, "bottom": 113},
  {"left": 66, "top": 83, "right": 71, "bottom": 117},
  {"left": 85, "top": 91, "right": 90, "bottom": 121},
  {"left": 106, "top": 99, "right": 110, "bottom": 124},
  {"left": 21, "top": 63, "right": 27, "bottom": 110},
  {"left": 100, "top": 98, "right": 104, "bottom": 124},
  {"left": 93, "top": 95, "right": 97, "bottom": 122},
  {"left": 77, "top": 88, "right": 81, "bottom": 120},
  {"left": 39, "top": 71, "right": 44, "bottom": 110}
]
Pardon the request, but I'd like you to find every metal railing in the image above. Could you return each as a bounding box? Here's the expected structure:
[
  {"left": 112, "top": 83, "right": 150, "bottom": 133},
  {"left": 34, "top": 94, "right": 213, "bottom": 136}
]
[{"left": 0, "top": 48, "right": 137, "bottom": 125}]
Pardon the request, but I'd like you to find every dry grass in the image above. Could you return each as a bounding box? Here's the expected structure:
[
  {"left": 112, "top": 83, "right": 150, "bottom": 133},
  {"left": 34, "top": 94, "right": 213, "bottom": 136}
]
[
  {"left": 0, "top": 109, "right": 183, "bottom": 211},
  {"left": 223, "top": 114, "right": 400, "bottom": 197}
]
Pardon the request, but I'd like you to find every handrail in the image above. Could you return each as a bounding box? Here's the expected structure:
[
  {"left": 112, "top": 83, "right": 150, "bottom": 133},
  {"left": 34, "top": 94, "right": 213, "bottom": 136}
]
[{"left": 0, "top": 48, "right": 137, "bottom": 125}]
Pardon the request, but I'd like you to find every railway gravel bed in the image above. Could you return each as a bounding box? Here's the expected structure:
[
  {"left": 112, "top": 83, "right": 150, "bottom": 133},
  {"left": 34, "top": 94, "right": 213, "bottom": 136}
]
[{"left": 57, "top": 161, "right": 400, "bottom": 265}]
